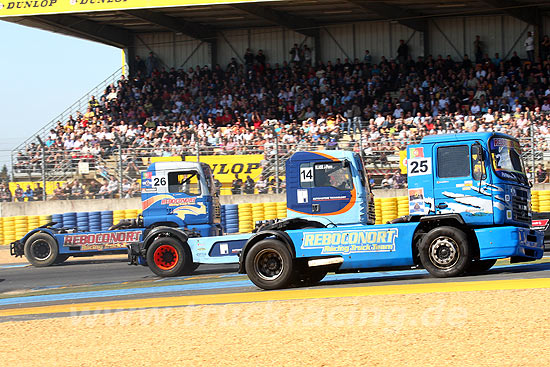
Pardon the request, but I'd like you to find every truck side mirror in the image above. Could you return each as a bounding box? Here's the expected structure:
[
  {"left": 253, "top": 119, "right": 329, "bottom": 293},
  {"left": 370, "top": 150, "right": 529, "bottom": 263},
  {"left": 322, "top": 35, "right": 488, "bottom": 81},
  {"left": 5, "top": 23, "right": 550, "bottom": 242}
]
[{"left": 472, "top": 144, "right": 486, "bottom": 181}]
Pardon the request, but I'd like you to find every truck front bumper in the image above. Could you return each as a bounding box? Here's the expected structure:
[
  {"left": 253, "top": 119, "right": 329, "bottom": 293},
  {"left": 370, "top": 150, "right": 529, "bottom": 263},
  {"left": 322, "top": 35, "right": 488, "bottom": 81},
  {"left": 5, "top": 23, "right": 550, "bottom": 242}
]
[
  {"left": 10, "top": 241, "right": 24, "bottom": 257},
  {"left": 476, "top": 227, "right": 544, "bottom": 261}
]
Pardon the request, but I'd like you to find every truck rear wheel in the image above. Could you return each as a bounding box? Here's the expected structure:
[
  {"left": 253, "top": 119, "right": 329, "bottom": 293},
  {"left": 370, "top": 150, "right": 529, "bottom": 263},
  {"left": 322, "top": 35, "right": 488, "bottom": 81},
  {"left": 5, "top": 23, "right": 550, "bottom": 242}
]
[
  {"left": 245, "top": 239, "right": 294, "bottom": 290},
  {"left": 146, "top": 237, "right": 193, "bottom": 277},
  {"left": 419, "top": 226, "right": 472, "bottom": 277},
  {"left": 24, "top": 233, "right": 59, "bottom": 267}
]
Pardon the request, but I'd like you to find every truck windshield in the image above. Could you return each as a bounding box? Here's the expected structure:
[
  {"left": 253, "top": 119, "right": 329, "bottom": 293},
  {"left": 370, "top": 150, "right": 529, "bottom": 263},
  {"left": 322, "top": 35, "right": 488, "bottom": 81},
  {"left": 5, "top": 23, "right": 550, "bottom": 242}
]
[{"left": 489, "top": 137, "right": 527, "bottom": 184}]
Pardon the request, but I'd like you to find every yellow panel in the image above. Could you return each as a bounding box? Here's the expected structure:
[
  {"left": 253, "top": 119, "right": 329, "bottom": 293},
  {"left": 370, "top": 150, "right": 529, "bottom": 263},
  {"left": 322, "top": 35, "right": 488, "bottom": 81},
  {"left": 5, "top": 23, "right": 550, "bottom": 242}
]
[{"left": 0, "top": 0, "right": 269, "bottom": 18}]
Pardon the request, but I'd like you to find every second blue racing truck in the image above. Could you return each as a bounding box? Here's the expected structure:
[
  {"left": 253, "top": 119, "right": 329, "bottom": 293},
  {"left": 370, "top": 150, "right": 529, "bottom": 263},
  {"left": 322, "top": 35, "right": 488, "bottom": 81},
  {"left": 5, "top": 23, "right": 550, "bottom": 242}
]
[
  {"left": 238, "top": 132, "right": 544, "bottom": 289},
  {"left": 10, "top": 161, "right": 238, "bottom": 274}
]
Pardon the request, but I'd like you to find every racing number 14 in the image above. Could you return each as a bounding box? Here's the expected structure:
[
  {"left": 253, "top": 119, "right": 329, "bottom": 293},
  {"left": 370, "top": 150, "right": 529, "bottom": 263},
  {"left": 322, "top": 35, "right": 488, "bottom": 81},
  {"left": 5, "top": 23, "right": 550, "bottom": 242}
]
[{"left": 300, "top": 167, "right": 314, "bottom": 182}]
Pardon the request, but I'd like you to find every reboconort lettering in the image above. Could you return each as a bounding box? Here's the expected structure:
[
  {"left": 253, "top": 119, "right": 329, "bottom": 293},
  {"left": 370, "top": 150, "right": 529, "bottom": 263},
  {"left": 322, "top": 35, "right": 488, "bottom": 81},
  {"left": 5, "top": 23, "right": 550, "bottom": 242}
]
[
  {"left": 302, "top": 229, "right": 398, "bottom": 248},
  {"left": 64, "top": 231, "right": 141, "bottom": 246}
]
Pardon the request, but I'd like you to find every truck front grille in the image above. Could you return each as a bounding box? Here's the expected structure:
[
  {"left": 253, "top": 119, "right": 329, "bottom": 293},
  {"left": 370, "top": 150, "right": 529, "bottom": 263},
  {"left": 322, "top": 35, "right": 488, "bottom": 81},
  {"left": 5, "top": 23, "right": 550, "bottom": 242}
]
[{"left": 512, "top": 193, "right": 530, "bottom": 224}]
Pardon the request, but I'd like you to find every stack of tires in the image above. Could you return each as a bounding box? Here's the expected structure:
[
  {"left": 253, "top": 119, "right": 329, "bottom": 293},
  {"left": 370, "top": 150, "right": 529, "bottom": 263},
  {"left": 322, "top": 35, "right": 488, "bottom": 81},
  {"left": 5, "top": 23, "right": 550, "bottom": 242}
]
[
  {"left": 224, "top": 204, "right": 239, "bottom": 233},
  {"left": 276, "top": 202, "right": 287, "bottom": 218},
  {"left": 537, "top": 190, "right": 550, "bottom": 212},
  {"left": 76, "top": 212, "right": 89, "bottom": 231},
  {"left": 89, "top": 211, "right": 102, "bottom": 232},
  {"left": 62, "top": 212, "right": 77, "bottom": 229},
  {"left": 532, "top": 190, "right": 540, "bottom": 213},
  {"left": 264, "top": 202, "right": 278, "bottom": 220},
  {"left": 113, "top": 210, "right": 126, "bottom": 226},
  {"left": 374, "top": 197, "right": 382, "bottom": 224},
  {"left": 220, "top": 205, "right": 227, "bottom": 233},
  {"left": 238, "top": 203, "right": 253, "bottom": 233},
  {"left": 397, "top": 196, "right": 409, "bottom": 217},
  {"left": 380, "top": 197, "right": 398, "bottom": 224},
  {"left": 252, "top": 203, "right": 265, "bottom": 225},
  {"left": 39, "top": 215, "right": 52, "bottom": 227},
  {"left": 3, "top": 217, "right": 15, "bottom": 244},
  {"left": 14, "top": 216, "right": 28, "bottom": 240},
  {"left": 51, "top": 214, "right": 63, "bottom": 229},
  {"left": 27, "top": 215, "right": 40, "bottom": 231},
  {"left": 124, "top": 209, "right": 139, "bottom": 219},
  {"left": 100, "top": 211, "right": 113, "bottom": 230}
]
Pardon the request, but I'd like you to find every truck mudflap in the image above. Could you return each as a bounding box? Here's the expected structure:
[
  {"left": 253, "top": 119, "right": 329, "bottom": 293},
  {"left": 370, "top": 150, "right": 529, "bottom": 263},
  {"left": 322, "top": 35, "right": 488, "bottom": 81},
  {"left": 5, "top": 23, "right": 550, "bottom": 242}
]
[
  {"left": 10, "top": 241, "right": 24, "bottom": 257},
  {"left": 475, "top": 226, "right": 544, "bottom": 260}
]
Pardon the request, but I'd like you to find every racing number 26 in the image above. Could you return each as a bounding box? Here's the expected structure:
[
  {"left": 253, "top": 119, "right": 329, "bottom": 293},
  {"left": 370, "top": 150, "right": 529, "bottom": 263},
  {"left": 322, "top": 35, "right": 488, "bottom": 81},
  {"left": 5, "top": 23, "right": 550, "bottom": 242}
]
[{"left": 153, "top": 177, "right": 167, "bottom": 186}]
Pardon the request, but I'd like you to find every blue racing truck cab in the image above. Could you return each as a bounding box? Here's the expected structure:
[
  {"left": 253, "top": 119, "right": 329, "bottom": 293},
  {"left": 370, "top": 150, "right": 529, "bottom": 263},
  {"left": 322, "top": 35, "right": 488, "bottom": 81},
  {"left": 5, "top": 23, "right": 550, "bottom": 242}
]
[
  {"left": 10, "top": 161, "right": 230, "bottom": 274},
  {"left": 239, "top": 132, "right": 544, "bottom": 289}
]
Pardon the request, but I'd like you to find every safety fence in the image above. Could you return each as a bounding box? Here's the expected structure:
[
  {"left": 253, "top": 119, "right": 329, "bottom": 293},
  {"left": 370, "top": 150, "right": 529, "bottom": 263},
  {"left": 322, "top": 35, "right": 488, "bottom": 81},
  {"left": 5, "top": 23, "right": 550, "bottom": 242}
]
[{"left": 8, "top": 131, "right": 550, "bottom": 202}]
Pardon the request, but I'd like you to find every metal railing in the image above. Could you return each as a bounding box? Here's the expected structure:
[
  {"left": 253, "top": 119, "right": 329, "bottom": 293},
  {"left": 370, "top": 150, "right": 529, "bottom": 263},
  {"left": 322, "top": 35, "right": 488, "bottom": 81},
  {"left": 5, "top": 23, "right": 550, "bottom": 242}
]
[{"left": 10, "top": 66, "right": 127, "bottom": 170}]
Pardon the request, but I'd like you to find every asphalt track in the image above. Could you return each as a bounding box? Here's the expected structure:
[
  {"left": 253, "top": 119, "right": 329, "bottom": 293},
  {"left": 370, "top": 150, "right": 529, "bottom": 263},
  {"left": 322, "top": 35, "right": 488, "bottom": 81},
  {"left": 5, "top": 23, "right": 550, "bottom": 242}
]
[{"left": 1, "top": 256, "right": 550, "bottom": 322}]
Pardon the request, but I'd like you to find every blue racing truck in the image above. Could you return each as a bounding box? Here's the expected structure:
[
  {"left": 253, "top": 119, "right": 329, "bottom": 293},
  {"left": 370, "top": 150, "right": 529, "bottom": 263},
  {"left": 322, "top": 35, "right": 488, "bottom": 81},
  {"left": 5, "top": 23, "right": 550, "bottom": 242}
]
[
  {"left": 238, "top": 132, "right": 545, "bottom": 289},
  {"left": 10, "top": 161, "right": 237, "bottom": 273}
]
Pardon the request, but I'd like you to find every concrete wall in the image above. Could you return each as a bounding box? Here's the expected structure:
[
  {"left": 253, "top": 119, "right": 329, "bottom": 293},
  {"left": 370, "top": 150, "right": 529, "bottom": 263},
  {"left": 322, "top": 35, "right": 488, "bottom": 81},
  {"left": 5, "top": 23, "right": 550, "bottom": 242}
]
[{"left": 0, "top": 194, "right": 286, "bottom": 217}]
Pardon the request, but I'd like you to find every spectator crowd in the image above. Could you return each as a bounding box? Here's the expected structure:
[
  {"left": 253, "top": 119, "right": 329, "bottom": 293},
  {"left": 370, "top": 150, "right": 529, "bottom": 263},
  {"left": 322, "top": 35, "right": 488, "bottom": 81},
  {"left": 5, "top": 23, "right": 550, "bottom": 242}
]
[{"left": 6, "top": 34, "right": 550, "bottom": 200}]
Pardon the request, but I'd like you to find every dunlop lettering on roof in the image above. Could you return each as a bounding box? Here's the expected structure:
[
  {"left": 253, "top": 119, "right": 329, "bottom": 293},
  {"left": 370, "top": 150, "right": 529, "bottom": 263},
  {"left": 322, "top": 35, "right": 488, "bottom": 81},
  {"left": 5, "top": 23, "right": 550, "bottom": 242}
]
[{"left": 0, "top": 0, "right": 267, "bottom": 17}]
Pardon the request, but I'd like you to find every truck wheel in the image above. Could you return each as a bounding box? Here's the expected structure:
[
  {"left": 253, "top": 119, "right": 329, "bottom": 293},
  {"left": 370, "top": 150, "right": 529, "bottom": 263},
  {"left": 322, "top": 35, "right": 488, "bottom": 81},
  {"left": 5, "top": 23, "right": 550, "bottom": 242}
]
[
  {"left": 24, "top": 233, "right": 59, "bottom": 267},
  {"left": 419, "top": 226, "right": 472, "bottom": 277},
  {"left": 146, "top": 237, "right": 193, "bottom": 277},
  {"left": 467, "top": 259, "right": 497, "bottom": 274},
  {"left": 245, "top": 239, "right": 294, "bottom": 290}
]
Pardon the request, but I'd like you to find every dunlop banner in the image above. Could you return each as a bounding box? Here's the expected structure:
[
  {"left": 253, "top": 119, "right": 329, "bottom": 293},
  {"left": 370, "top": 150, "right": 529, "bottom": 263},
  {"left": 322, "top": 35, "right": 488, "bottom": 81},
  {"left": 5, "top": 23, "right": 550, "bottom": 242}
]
[
  {"left": 0, "top": 0, "right": 268, "bottom": 17},
  {"left": 185, "top": 154, "right": 264, "bottom": 184}
]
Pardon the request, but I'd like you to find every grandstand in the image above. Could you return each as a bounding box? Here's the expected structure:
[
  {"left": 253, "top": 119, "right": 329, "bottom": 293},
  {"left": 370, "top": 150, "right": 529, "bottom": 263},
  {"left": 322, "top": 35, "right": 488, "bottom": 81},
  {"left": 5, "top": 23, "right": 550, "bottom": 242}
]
[{"left": 2, "top": 0, "right": 550, "bottom": 200}]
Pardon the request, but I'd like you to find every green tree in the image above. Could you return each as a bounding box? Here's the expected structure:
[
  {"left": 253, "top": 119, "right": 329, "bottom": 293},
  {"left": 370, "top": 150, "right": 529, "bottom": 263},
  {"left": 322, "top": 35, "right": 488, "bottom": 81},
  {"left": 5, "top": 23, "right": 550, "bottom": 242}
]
[{"left": 0, "top": 165, "right": 10, "bottom": 183}]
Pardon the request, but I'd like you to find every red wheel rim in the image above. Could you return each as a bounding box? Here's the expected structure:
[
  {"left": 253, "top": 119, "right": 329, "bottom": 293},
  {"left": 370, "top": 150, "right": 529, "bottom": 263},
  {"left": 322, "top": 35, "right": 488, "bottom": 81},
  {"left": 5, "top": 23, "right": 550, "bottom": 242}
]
[{"left": 153, "top": 245, "right": 179, "bottom": 270}]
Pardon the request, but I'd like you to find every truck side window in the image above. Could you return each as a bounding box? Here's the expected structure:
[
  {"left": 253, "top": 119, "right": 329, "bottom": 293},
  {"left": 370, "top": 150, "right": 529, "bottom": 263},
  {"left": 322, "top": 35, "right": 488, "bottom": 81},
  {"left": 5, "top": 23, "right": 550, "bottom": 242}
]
[
  {"left": 168, "top": 171, "right": 201, "bottom": 196},
  {"left": 314, "top": 162, "right": 353, "bottom": 191},
  {"left": 471, "top": 145, "right": 486, "bottom": 181},
  {"left": 437, "top": 145, "right": 470, "bottom": 178}
]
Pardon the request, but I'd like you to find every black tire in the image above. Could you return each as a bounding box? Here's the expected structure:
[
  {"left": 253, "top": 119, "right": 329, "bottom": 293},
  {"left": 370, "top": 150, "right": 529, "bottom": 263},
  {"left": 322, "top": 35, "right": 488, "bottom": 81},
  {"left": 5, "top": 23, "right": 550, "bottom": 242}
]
[
  {"left": 146, "top": 236, "right": 193, "bottom": 277},
  {"left": 191, "top": 263, "right": 200, "bottom": 271},
  {"left": 418, "top": 226, "right": 472, "bottom": 277},
  {"left": 24, "top": 232, "right": 59, "bottom": 267},
  {"left": 295, "top": 269, "right": 328, "bottom": 287},
  {"left": 467, "top": 259, "right": 497, "bottom": 274},
  {"left": 53, "top": 254, "right": 70, "bottom": 265},
  {"left": 245, "top": 239, "right": 295, "bottom": 290}
]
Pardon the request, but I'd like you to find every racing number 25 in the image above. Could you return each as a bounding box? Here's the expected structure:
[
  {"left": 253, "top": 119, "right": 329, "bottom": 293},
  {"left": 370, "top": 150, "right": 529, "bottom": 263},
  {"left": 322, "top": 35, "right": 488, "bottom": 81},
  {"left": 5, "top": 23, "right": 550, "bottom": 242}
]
[
  {"left": 408, "top": 158, "right": 431, "bottom": 176},
  {"left": 410, "top": 160, "right": 428, "bottom": 174}
]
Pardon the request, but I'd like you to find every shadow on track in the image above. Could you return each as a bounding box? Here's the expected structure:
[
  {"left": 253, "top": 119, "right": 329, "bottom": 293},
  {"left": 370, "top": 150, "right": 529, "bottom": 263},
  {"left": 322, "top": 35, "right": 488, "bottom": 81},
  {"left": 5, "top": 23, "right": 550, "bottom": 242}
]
[{"left": 312, "top": 262, "right": 550, "bottom": 288}]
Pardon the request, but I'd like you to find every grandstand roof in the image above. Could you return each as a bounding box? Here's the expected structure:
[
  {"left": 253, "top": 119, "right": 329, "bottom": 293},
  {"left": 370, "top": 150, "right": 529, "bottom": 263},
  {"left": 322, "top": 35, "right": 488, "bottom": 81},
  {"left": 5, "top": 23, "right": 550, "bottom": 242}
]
[{"left": 0, "top": 0, "right": 547, "bottom": 48}]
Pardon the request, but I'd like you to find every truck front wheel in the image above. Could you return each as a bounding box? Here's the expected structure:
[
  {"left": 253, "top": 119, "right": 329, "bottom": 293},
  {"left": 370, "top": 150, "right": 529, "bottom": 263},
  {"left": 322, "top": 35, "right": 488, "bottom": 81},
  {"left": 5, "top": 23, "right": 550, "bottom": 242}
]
[
  {"left": 146, "top": 237, "right": 193, "bottom": 277},
  {"left": 24, "top": 233, "right": 59, "bottom": 267},
  {"left": 245, "top": 239, "right": 294, "bottom": 290},
  {"left": 419, "top": 226, "right": 472, "bottom": 277}
]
